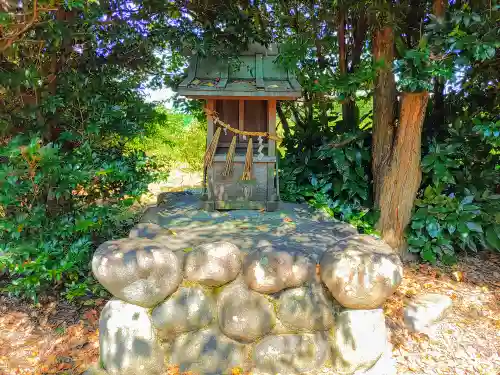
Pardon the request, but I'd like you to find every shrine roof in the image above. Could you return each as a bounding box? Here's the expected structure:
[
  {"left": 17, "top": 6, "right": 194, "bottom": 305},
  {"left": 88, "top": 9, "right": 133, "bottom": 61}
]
[{"left": 177, "top": 44, "right": 302, "bottom": 99}]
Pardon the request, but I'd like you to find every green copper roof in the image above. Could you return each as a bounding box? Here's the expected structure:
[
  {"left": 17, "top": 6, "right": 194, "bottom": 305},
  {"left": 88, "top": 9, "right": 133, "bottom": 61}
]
[{"left": 177, "top": 44, "right": 301, "bottom": 98}]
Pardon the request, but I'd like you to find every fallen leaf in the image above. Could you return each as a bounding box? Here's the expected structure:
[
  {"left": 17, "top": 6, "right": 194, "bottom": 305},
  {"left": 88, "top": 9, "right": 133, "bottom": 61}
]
[{"left": 452, "top": 271, "right": 464, "bottom": 282}]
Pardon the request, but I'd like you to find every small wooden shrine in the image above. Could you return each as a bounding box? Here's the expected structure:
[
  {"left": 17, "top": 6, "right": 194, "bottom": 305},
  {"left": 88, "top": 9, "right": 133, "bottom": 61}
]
[{"left": 177, "top": 44, "right": 302, "bottom": 211}]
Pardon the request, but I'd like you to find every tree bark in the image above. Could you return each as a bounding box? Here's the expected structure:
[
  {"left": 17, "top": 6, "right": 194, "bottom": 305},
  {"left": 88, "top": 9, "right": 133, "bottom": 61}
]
[
  {"left": 433, "top": 0, "right": 446, "bottom": 17},
  {"left": 372, "top": 26, "right": 396, "bottom": 206},
  {"left": 428, "top": 0, "right": 446, "bottom": 139},
  {"left": 338, "top": 8, "right": 355, "bottom": 130},
  {"left": 377, "top": 92, "right": 429, "bottom": 251},
  {"left": 276, "top": 101, "right": 290, "bottom": 138}
]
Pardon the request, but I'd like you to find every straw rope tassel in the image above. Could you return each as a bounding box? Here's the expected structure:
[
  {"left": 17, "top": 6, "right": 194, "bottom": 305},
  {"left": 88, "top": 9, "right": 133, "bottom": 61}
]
[
  {"left": 222, "top": 135, "right": 237, "bottom": 177},
  {"left": 203, "top": 127, "right": 221, "bottom": 169},
  {"left": 241, "top": 137, "right": 253, "bottom": 181}
]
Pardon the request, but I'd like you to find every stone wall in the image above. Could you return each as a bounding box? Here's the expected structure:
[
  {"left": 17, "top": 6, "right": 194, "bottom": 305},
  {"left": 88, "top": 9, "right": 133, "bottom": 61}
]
[{"left": 91, "top": 223, "right": 403, "bottom": 375}]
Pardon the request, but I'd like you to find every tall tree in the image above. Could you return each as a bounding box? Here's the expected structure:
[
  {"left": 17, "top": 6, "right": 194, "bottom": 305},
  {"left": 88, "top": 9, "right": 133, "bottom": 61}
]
[{"left": 372, "top": 1, "right": 431, "bottom": 251}]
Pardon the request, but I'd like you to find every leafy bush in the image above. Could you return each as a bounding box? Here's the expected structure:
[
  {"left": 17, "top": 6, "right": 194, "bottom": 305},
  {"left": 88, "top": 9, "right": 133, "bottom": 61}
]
[
  {"left": 127, "top": 109, "right": 206, "bottom": 173},
  {"left": 0, "top": 136, "right": 161, "bottom": 301},
  {"left": 280, "top": 133, "right": 378, "bottom": 234},
  {"left": 407, "top": 186, "right": 499, "bottom": 264},
  {"left": 407, "top": 123, "right": 500, "bottom": 263}
]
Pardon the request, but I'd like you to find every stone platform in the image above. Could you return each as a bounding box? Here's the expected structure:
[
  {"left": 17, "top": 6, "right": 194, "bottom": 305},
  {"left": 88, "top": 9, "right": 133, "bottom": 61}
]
[
  {"left": 142, "top": 193, "right": 358, "bottom": 260},
  {"left": 89, "top": 194, "right": 403, "bottom": 375}
]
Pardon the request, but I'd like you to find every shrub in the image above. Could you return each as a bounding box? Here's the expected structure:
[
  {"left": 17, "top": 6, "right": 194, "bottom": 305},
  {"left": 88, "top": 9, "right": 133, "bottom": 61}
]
[
  {"left": 280, "top": 133, "right": 378, "bottom": 234},
  {"left": 0, "top": 136, "right": 161, "bottom": 301},
  {"left": 126, "top": 109, "right": 206, "bottom": 173},
  {"left": 407, "top": 126, "right": 500, "bottom": 263}
]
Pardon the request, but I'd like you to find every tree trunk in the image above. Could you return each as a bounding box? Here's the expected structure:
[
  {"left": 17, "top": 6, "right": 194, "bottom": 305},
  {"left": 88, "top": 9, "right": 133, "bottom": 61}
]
[
  {"left": 433, "top": 0, "right": 446, "bottom": 17},
  {"left": 372, "top": 26, "right": 396, "bottom": 206},
  {"left": 377, "top": 92, "right": 429, "bottom": 251},
  {"left": 428, "top": 0, "right": 446, "bottom": 140},
  {"left": 338, "top": 8, "right": 355, "bottom": 130},
  {"left": 276, "top": 101, "right": 290, "bottom": 138}
]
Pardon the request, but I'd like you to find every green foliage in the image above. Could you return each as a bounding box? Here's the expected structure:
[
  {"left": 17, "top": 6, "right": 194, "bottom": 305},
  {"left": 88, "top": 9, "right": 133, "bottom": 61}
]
[
  {"left": 0, "top": 136, "right": 160, "bottom": 301},
  {"left": 280, "top": 133, "right": 378, "bottom": 234},
  {"left": 408, "top": 114, "right": 500, "bottom": 262},
  {"left": 127, "top": 109, "right": 206, "bottom": 172},
  {"left": 408, "top": 186, "right": 500, "bottom": 264},
  {"left": 0, "top": 1, "right": 167, "bottom": 301}
]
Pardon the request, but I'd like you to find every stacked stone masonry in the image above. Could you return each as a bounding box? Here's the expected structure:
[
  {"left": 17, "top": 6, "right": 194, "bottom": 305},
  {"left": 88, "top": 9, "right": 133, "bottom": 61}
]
[{"left": 92, "top": 224, "right": 403, "bottom": 375}]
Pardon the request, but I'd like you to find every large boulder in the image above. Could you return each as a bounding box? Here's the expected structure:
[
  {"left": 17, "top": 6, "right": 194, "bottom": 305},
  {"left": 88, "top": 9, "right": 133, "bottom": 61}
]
[
  {"left": 169, "top": 327, "right": 246, "bottom": 375},
  {"left": 253, "top": 333, "right": 329, "bottom": 374},
  {"left": 404, "top": 293, "right": 452, "bottom": 334},
  {"left": 151, "top": 287, "right": 214, "bottom": 338},
  {"left": 320, "top": 235, "right": 403, "bottom": 309},
  {"left": 243, "top": 249, "right": 314, "bottom": 294},
  {"left": 184, "top": 241, "right": 242, "bottom": 287},
  {"left": 218, "top": 283, "right": 275, "bottom": 343},
  {"left": 330, "top": 309, "right": 389, "bottom": 374},
  {"left": 92, "top": 238, "right": 182, "bottom": 307},
  {"left": 277, "top": 283, "right": 336, "bottom": 332},
  {"left": 99, "top": 299, "right": 164, "bottom": 375}
]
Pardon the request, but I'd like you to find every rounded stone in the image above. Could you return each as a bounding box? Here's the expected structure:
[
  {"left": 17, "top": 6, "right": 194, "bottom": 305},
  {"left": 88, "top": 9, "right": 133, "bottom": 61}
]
[
  {"left": 99, "top": 299, "right": 164, "bottom": 375},
  {"left": 253, "top": 333, "right": 329, "bottom": 374},
  {"left": 92, "top": 238, "right": 182, "bottom": 307},
  {"left": 218, "top": 283, "right": 275, "bottom": 343},
  {"left": 151, "top": 287, "right": 214, "bottom": 337},
  {"left": 243, "top": 249, "right": 314, "bottom": 294},
  {"left": 330, "top": 309, "right": 389, "bottom": 374},
  {"left": 278, "top": 283, "right": 336, "bottom": 332},
  {"left": 184, "top": 241, "right": 242, "bottom": 286},
  {"left": 169, "top": 327, "right": 245, "bottom": 374},
  {"left": 320, "top": 235, "right": 403, "bottom": 309}
]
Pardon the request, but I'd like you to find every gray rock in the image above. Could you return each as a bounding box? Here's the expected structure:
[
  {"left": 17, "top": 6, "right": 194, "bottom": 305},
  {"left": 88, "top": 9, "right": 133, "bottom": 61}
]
[
  {"left": 243, "top": 249, "right": 314, "bottom": 294},
  {"left": 184, "top": 241, "right": 242, "bottom": 286},
  {"left": 92, "top": 238, "right": 182, "bottom": 307},
  {"left": 277, "top": 283, "right": 336, "bottom": 332},
  {"left": 151, "top": 287, "right": 214, "bottom": 337},
  {"left": 320, "top": 235, "right": 403, "bottom": 309},
  {"left": 169, "top": 327, "right": 245, "bottom": 375},
  {"left": 330, "top": 309, "right": 389, "bottom": 375},
  {"left": 253, "top": 333, "right": 329, "bottom": 374},
  {"left": 218, "top": 283, "right": 275, "bottom": 343},
  {"left": 99, "top": 299, "right": 164, "bottom": 375},
  {"left": 129, "top": 223, "right": 171, "bottom": 241},
  {"left": 404, "top": 293, "right": 452, "bottom": 334}
]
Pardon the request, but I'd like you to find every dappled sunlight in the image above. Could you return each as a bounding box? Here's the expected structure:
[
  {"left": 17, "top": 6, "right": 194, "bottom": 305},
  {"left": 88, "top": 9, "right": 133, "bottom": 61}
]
[{"left": 141, "top": 193, "right": 357, "bottom": 257}]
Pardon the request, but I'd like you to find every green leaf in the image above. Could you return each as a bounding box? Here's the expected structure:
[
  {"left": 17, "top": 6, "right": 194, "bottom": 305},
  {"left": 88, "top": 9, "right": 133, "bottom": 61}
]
[
  {"left": 485, "top": 227, "right": 500, "bottom": 250},
  {"left": 75, "top": 219, "right": 94, "bottom": 231},
  {"left": 408, "top": 237, "right": 426, "bottom": 247},
  {"left": 422, "top": 247, "right": 437, "bottom": 263},
  {"left": 466, "top": 222, "right": 483, "bottom": 233},
  {"left": 426, "top": 219, "right": 441, "bottom": 238},
  {"left": 413, "top": 208, "right": 429, "bottom": 220},
  {"left": 411, "top": 220, "right": 425, "bottom": 230},
  {"left": 424, "top": 186, "right": 435, "bottom": 199},
  {"left": 461, "top": 195, "right": 474, "bottom": 205}
]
